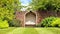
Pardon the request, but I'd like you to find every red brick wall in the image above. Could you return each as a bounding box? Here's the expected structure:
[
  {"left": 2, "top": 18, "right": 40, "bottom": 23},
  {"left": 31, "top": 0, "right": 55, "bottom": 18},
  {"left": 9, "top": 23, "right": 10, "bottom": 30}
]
[
  {"left": 15, "top": 11, "right": 25, "bottom": 26},
  {"left": 15, "top": 11, "right": 60, "bottom": 26},
  {"left": 36, "top": 10, "right": 60, "bottom": 24}
]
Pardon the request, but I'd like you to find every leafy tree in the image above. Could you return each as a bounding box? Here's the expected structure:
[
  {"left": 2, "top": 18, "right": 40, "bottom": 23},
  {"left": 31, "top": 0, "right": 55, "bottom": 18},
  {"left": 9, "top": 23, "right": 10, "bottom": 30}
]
[
  {"left": 31, "top": 0, "right": 60, "bottom": 11},
  {"left": 0, "top": 0, "right": 21, "bottom": 26},
  {"left": 0, "top": 0, "right": 21, "bottom": 20}
]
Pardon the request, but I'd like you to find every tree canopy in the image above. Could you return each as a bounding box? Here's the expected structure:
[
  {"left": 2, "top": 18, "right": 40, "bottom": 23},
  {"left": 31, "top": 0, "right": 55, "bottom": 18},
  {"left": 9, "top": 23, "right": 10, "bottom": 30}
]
[
  {"left": 0, "top": 0, "right": 21, "bottom": 21},
  {"left": 31, "top": 0, "right": 60, "bottom": 11}
]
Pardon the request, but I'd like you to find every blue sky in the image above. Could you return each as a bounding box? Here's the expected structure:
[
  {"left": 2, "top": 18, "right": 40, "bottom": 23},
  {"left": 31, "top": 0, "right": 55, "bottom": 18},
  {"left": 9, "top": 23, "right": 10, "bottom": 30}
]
[{"left": 20, "top": 0, "right": 31, "bottom": 6}]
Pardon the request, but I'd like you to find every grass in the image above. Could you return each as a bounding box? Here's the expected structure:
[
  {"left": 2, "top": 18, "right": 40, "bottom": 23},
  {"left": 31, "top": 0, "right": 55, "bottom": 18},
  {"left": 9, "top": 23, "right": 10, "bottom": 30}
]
[
  {"left": 23, "top": 28, "right": 39, "bottom": 34},
  {"left": 0, "top": 27, "right": 60, "bottom": 34},
  {"left": 0, "top": 27, "right": 16, "bottom": 34}
]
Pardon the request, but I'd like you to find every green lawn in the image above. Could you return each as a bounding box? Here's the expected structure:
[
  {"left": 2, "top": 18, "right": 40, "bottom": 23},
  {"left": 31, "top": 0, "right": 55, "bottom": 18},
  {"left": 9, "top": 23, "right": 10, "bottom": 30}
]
[{"left": 0, "top": 27, "right": 60, "bottom": 34}]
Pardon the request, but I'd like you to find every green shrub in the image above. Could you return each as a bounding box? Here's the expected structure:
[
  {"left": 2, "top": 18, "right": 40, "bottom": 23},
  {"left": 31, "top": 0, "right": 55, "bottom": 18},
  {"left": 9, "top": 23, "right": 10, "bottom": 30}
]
[
  {"left": 51, "top": 18, "right": 60, "bottom": 27},
  {"left": 9, "top": 19, "right": 21, "bottom": 27},
  {"left": 37, "top": 17, "right": 57, "bottom": 27},
  {"left": 0, "top": 20, "right": 9, "bottom": 28}
]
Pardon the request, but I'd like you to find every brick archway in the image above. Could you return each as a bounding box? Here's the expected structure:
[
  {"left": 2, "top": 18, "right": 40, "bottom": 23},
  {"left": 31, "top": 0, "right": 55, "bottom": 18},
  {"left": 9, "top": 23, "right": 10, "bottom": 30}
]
[{"left": 24, "top": 11, "right": 37, "bottom": 26}]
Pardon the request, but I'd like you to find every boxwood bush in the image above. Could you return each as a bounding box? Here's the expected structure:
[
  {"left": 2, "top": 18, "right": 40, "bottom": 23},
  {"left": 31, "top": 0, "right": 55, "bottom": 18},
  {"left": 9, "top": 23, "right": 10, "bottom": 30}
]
[
  {"left": 0, "top": 20, "right": 9, "bottom": 28},
  {"left": 9, "top": 19, "right": 21, "bottom": 27},
  {"left": 51, "top": 18, "right": 60, "bottom": 27},
  {"left": 36, "top": 17, "right": 57, "bottom": 27}
]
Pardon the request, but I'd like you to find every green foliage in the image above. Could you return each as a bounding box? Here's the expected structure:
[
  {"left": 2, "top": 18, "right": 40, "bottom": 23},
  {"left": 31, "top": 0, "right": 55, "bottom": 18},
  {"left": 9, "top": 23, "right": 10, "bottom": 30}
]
[
  {"left": 0, "top": 0, "right": 21, "bottom": 20},
  {"left": 0, "top": 20, "right": 9, "bottom": 28},
  {"left": 9, "top": 19, "right": 21, "bottom": 27},
  {"left": 31, "top": 0, "right": 60, "bottom": 11},
  {"left": 0, "top": 0, "right": 21, "bottom": 27},
  {"left": 37, "top": 17, "right": 57, "bottom": 27},
  {"left": 51, "top": 18, "right": 60, "bottom": 27},
  {"left": 37, "top": 17, "right": 60, "bottom": 27}
]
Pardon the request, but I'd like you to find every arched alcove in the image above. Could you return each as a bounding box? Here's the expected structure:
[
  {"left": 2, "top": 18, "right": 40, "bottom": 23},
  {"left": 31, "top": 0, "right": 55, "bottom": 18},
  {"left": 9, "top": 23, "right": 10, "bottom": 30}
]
[{"left": 25, "top": 11, "right": 36, "bottom": 25}]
